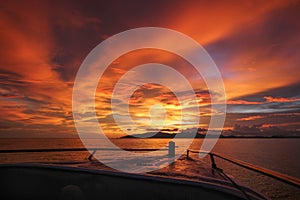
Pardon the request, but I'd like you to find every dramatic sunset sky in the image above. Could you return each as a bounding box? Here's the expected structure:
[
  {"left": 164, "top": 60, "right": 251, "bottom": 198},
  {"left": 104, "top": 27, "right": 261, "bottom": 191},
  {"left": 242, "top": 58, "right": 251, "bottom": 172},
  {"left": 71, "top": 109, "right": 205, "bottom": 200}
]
[{"left": 0, "top": 0, "right": 299, "bottom": 138}]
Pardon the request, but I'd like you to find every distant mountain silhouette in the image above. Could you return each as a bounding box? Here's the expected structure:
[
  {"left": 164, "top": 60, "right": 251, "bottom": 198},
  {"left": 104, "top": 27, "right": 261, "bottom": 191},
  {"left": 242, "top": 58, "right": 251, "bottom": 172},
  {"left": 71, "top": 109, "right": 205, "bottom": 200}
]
[
  {"left": 120, "top": 130, "right": 300, "bottom": 139},
  {"left": 120, "top": 131, "right": 207, "bottom": 139}
]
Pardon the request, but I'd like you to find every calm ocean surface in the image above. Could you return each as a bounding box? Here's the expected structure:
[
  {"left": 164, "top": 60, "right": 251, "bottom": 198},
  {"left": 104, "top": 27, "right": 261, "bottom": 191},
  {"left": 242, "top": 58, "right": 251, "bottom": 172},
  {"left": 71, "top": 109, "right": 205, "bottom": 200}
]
[{"left": 0, "top": 138, "right": 299, "bottom": 199}]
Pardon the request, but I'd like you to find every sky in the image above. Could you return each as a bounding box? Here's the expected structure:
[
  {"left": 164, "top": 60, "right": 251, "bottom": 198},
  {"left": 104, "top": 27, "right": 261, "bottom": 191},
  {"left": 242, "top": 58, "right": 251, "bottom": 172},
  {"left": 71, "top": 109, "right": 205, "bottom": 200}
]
[{"left": 0, "top": 0, "right": 300, "bottom": 138}]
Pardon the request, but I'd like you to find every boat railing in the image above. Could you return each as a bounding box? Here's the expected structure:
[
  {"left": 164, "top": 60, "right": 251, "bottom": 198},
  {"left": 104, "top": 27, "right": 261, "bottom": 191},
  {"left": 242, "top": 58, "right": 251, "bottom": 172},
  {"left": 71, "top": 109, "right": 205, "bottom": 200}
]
[
  {"left": 0, "top": 141, "right": 178, "bottom": 161},
  {"left": 0, "top": 147, "right": 172, "bottom": 160},
  {"left": 186, "top": 149, "right": 300, "bottom": 189}
]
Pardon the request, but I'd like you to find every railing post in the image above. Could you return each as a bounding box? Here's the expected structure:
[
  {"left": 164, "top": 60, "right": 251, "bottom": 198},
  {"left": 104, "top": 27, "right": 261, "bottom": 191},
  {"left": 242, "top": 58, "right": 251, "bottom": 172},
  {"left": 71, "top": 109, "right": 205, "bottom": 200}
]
[
  {"left": 168, "top": 141, "right": 175, "bottom": 157},
  {"left": 88, "top": 149, "right": 97, "bottom": 161},
  {"left": 209, "top": 153, "right": 217, "bottom": 169}
]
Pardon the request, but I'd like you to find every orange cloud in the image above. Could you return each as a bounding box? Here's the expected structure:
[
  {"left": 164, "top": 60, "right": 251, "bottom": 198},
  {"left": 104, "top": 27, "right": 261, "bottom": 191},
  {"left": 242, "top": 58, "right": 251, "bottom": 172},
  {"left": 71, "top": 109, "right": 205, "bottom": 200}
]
[
  {"left": 264, "top": 96, "right": 300, "bottom": 103},
  {"left": 237, "top": 115, "right": 264, "bottom": 121},
  {"left": 0, "top": 1, "right": 101, "bottom": 136},
  {"left": 227, "top": 100, "right": 261, "bottom": 105},
  {"left": 262, "top": 122, "right": 300, "bottom": 128},
  {"left": 1, "top": 1, "right": 299, "bottom": 137},
  {"left": 165, "top": 1, "right": 291, "bottom": 45}
]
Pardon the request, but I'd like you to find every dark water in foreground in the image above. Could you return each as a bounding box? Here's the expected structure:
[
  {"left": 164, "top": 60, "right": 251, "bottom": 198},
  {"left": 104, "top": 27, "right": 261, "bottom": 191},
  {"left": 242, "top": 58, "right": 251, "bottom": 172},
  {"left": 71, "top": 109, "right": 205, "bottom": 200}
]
[{"left": 0, "top": 138, "right": 299, "bottom": 199}]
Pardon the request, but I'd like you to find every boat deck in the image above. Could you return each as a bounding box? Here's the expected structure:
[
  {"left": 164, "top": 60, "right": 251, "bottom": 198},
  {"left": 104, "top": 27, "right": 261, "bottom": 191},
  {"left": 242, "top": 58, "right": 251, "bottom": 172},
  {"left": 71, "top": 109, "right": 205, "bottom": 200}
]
[{"left": 50, "top": 154, "right": 235, "bottom": 187}]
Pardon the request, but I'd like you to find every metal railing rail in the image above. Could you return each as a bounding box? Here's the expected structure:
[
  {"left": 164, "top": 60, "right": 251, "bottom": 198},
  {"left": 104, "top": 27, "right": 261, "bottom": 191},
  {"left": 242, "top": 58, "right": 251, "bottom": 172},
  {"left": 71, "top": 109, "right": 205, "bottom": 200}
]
[
  {"left": 0, "top": 147, "right": 169, "bottom": 160},
  {"left": 0, "top": 148, "right": 169, "bottom": 153},
  {"left": 186, "top": 149, "right": 300, "bottom": 189},
  {"left": 0, "top": 141, "right": 177, "bottom": 160}
]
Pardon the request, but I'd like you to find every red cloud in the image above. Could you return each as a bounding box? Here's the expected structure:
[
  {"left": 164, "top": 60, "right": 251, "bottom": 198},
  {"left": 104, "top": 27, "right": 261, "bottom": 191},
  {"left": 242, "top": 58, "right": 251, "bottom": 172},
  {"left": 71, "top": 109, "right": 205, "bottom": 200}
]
[
  {"left": 237, "top": 115, "right": 264, "bottom": 121},
  {"left": 264, "top": 96, "right": 300, "bottom": 103},
  {"left": 227, "top": 100, "right": 261, "bottom": 105}
]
